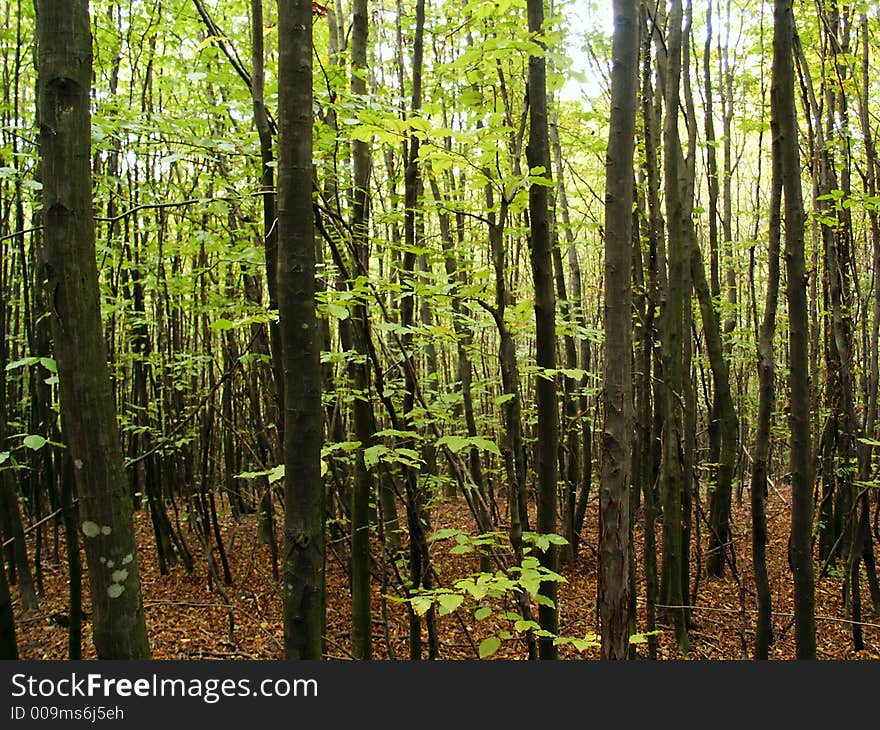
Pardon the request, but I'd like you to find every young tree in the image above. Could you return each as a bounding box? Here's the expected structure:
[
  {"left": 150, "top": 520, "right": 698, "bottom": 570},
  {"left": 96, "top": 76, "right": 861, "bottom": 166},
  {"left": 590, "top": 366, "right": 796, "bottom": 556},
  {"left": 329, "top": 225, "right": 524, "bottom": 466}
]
[
  {"left": 599, "top": 0, "right": 638, "bottom": 661},
  {"left": 348, "top": 0, "right": 374, "bottom": 662},
  {"left": 775, "top": 0, "right": 816, "bottom": 660},
  {"left": 277, "top": 0, "right": 325, "bottom": 660},
  {"left": 37, "top": 0, "right": 150, "bottom": 659},
  {"left": 526, "top": 0, "right": 559, "bottom": 659}
]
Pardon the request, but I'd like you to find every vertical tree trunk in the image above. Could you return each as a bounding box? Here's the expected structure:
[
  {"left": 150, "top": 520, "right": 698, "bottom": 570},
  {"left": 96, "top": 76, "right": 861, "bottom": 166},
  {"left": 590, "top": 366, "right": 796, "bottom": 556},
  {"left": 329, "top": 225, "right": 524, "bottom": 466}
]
[
  {"left": 775, "top": 0, "right": 816, "bottom": 660},
  {"left": 38, "top": 0, "right": 150, "bottom": 658},
  {"left": 277, "top": 0, "right": 325, "bottom": 660},
  {"left": 599, "top": 0, "right": 637, "bottom": 661},
  {"left": 0, "top": 532, "right": 15, "bottom": 658},
  {"left": 347, "top": 0, "right": 376, "bottom": 661},
  {"left": 658, "top": 0, "right": 690, "bottom": 655},
  {"left": 749, "top": 42, "right": 782, "bottom": 657},
  {"left": 526, "top": 0, "right": 559, "bottom": 659}
]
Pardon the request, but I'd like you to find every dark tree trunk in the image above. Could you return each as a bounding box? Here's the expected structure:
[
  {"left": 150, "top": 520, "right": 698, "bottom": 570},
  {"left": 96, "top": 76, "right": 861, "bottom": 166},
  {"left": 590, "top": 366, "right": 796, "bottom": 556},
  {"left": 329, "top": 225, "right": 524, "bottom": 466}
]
[
  {"left": 599, "top": 0, "right": 638, "bottom": 661},
  {"left": 526, "top": 0, "right": 559, "bottom": 659},
  {"left": 38, "top": 0, "right": 150, "bottom": 658},
  {"left": 0, "top": 531, "right": 15, "bottom": 658},
  {"left": 749, "top": 51, "right": 783, "bottom": 657},
  {"left": 658, "top": 0, "right": 690, "bottom": 655},
  {"left": 775, "top": 0, "right": 816, "bottom": 660},
  {"left": 346, "top": 0, "right": 383, "bottom": 661},
  {"left": 277, "top": 0, "right": 325, "bottom": 660}
]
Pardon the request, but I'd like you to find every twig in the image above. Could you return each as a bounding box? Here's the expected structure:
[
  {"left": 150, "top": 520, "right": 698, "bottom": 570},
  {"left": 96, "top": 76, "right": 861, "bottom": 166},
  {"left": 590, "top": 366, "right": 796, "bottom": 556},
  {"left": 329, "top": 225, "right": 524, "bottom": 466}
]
[{"left": 654, "top": 603, "right": 880, "bottom": 631}]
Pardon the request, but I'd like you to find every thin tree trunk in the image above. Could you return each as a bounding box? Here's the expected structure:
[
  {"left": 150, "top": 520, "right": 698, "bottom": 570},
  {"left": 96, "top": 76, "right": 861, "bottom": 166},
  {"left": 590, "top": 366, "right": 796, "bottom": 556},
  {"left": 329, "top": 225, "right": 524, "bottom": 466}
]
[
  {"left": 346, "top": 0, "right": 378, "bottom": 661},
  {"left": 526, "top": 0, "right": 559, "bottom": 659},
  {"left": 776, "top": 0, "right": 816, "bottom": 660},
  {"left": 277, "top": 0, "right": 325, "bottom": 660}
]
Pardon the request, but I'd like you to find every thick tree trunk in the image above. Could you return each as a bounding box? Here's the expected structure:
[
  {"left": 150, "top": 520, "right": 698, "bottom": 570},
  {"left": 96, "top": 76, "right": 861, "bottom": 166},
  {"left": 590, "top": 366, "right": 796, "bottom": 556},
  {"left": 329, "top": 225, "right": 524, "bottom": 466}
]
[
  {"left": 38, "top": 0, "right": 150, "bottom": 658},
  {"left": 599, "top": 0, "right": 637, "bottom": 661}
]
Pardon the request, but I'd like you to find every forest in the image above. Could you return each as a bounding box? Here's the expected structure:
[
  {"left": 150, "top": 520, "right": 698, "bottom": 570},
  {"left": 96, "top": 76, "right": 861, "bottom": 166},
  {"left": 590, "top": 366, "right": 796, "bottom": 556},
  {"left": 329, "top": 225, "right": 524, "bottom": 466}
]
[{"left": 1, "top": 0, "right": 880, "bottom": 662}]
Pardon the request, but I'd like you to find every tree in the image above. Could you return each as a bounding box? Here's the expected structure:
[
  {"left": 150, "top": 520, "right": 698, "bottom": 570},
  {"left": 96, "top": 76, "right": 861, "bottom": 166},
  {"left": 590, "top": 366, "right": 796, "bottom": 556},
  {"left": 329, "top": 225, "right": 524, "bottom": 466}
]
[
  {"left": 599, "top": 0, "right": 638, "bottom": 661},
  {"left": 658, "top": 0, "right": 691, "bottom": 655},
  {"left": 37, "top": 0, "right": 150, "bottom": 658},
  {"left": 526, "top": 0, "right": 559, "bottom": 660},
  {"left": 277, "top": 0, "right": 325, "bottom": 659},
  {"left": 0, "top": 540, "right": 16, "bottom": 658},
  {"left": 774, "top": 0, "right": 816, "bottom": 660}
]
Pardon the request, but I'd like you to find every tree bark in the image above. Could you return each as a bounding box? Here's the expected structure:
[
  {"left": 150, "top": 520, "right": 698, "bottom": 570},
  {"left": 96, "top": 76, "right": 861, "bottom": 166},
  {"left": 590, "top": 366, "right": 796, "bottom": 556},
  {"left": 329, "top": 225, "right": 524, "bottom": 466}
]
[
  {"left": 527, "top": 0, "right": 559, "bottom": 659},
  {"left": 38, "top": 0, "right": 150, "bottom": 658},
  {"left": 277, "top": 0, "right": 325, "bottom": 660},
  {"left": 599, "top": 0, "right": 638, "bottom": 661},
  {"left": 775, "top": 0, "right": 816, "bottom": 660}
]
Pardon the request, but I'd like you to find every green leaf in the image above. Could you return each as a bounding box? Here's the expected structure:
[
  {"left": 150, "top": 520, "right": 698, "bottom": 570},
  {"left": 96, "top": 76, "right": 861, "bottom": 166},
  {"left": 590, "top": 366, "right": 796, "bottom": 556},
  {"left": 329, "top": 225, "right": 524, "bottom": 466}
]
[
  {"left": 411, "top": 596, "right": 432, "bottom": 616},
  {"left": 478, "top": 636, "right": 501, "bottom": 658},
  {"left": 209, "top": 318, "right": 236, "bottom": 331},
  {"left": 571, "top": 637, "right": 597, "bottom": 651},
  {"left": 629, "top": 629, "right": 661, "bottom": 644},
  {"left": 474, "top": 606, "right": 492, "bottom": 621},
  {"left": 437, "top": 593, "right": 463, "bottom": 616},
  {"left": 533, "top": 593, "right": 556, "bottom": 608},
  {"left": 267, "top": 464, "right": 285, "bottom": 483},
  {"left": 471, "top": 437, "right": 501, "bottom": 456},
  {"left": 23, "top": 434, "right": 48, "bottom": 451},
  {"left": 514, "top": 619, "right": 540, "bottom": 632},
  {"left": 436, "top": 434, "right": 470, "bottom": 453},
  {"left": 430, "top": 528, "right": 464, "bottom": 542},
  {"left": 323, "top": 302, "right": 349, "bottom": 320},
  {"left": 363, "top": 444, "right": 388, "bottom": 469},
  {"left": 5, "top": 356, "right": 39, "bottom": 371},
  {"left": 450, "top": 543, "right": 475, "bottom": 554}
]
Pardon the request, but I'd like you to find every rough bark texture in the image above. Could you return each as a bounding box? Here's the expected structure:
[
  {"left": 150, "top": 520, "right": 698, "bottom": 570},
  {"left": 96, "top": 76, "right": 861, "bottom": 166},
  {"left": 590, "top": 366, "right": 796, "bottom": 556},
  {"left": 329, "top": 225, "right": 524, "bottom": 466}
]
[
  {"left": 38, "top": 0, "right": 150, "bottom": 659},
  {"left": 277, "top": 0, "right": 325, "bottom": 660}
]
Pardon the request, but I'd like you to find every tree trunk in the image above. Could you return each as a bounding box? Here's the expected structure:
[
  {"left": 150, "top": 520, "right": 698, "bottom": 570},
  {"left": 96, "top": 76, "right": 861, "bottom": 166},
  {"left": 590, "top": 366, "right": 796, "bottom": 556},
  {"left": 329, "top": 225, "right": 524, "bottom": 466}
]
[
  {"left": 38, "top": 0, "right": 150, "bottom": 658},
  {"left": 277, "top": 0, "right": 325, "bottom": 660},
  {"left": 526, "top": 0, "right": 559, "bottom": 659},
  {"left": 775, "top": 0, "right": 816, "bottom": 660},
  {"left": 599, "top": 0, "right": 637, "bottom": 661}
]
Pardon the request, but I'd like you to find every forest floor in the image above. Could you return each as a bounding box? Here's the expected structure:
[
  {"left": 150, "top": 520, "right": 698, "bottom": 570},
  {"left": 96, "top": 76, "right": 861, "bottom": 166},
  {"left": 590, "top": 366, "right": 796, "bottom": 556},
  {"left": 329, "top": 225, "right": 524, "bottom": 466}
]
[{"left": 11, "top": 486, "right": 880, "bottom": 660}]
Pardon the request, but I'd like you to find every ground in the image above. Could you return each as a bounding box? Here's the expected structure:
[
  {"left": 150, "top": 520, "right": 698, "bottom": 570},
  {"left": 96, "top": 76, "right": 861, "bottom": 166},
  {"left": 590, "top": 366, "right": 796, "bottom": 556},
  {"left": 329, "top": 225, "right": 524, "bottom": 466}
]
[{"left": 11, "top": 487, "right": 880, "bottom": 660}]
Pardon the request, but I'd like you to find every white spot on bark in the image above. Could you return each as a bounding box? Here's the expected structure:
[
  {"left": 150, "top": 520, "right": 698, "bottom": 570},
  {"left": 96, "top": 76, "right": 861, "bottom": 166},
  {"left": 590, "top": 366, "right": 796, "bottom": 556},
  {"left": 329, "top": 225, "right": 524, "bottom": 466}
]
[
  {"left": 74, "top": 459, "right": 83, "bottom": 470},
  {"left": 100, "top": 525, "right": 112, "bottom": 535},
  {"left": 106, "top": 560, "right": 115, "bottom": 568},
  {"left": 107, "top": 584, "right": 125, "bottom": 599},
  {"left": 111, "top": 569, "right": 128, "bottom": 583},
  {"left": 82, "top": 521, "right": 100, "bottom": 538},
  {"left": 99, "top": 556, "right": 107, "bottom": 564},
  {"left": 122, "top": 553, "right": 133, "bottom": 565}
]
